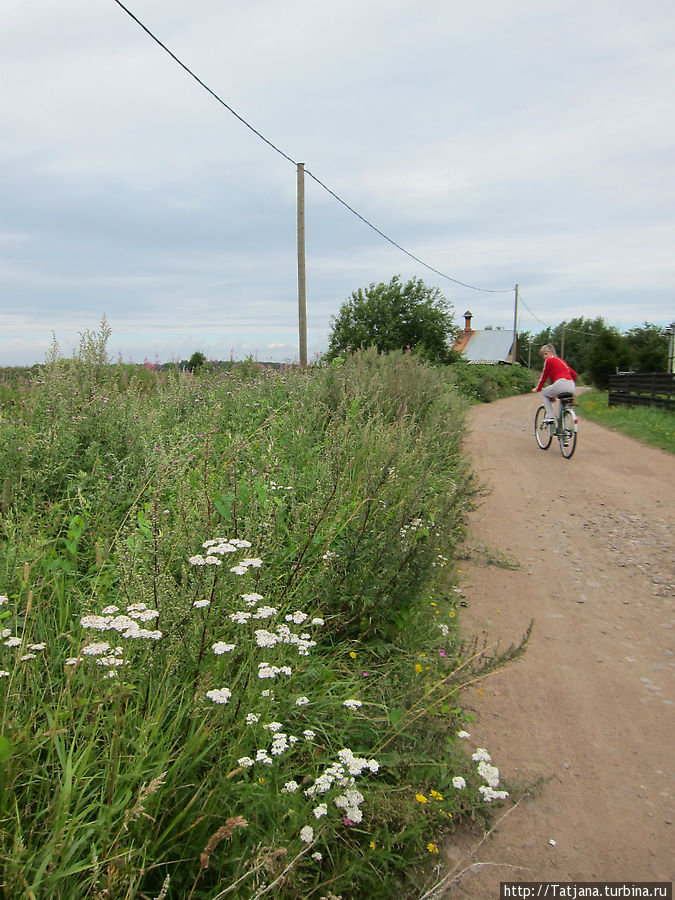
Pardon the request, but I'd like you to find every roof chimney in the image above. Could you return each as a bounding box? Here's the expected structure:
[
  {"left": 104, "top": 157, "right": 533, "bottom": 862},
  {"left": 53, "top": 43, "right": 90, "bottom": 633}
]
[{"left": 463, "top": 310, "right": 473, "bottom": 333}]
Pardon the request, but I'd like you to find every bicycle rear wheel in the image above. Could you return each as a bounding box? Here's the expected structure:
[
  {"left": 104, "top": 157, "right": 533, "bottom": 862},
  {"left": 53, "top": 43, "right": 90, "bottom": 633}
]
[
  {"left": 534, "top": 406, "right": 553, "bottom": 449},
  {"left": 559, "top": 408, "right": 577, "bottom": 459}
]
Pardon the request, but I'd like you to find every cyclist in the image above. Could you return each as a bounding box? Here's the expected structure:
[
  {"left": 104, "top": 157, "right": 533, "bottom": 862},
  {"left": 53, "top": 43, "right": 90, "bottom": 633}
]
[{"left": 531, "top": 343, "right": 577, "bottom": 423}]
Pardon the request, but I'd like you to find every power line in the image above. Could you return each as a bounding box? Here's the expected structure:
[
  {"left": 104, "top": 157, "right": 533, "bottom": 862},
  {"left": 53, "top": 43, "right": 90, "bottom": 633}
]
[{"left": 111, "top": 0, "right": 513, "bottom": 295}]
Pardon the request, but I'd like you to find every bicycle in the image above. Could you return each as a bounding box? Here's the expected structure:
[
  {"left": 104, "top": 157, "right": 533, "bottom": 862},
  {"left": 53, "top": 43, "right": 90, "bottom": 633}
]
[{"left": 534, "top": 392, "right": 578, "bottom": 459}]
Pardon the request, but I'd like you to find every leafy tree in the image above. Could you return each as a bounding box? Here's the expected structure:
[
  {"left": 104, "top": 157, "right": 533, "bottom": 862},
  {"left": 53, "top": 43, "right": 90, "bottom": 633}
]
[
  {"left": 326, "top": 276, "right": 457, "bottom": 364},
  {"left": 187, "top": 351, "right": 207, "bottom": 372},
  {"left": 587, "top": 330, "right": 632, "bottom": 388},
  {"left": 624, "top": 323, "right": 669, "bottom": 372}
]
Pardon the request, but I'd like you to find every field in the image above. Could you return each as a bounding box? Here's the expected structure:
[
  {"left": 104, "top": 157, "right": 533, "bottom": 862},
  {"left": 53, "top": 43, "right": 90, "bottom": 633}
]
[
  {"left": 577, "top": 391, "right": 675, "bottom": 454},
  {"left": 0, "top": 344, "right": 527, "bottom": 900}
]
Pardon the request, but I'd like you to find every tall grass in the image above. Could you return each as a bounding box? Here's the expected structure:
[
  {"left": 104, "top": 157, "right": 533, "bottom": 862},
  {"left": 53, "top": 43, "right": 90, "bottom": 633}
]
[
  {"left": 577, "top": 391, "right": 675, "bottom": 454},
  {"left": 0, "top": 343, "right": 524, "bottom": 899}
]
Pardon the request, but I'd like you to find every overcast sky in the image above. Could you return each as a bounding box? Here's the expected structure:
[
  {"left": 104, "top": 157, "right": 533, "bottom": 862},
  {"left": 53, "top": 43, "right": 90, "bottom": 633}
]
[{"left": 2, "top": 0, "right": 674, "bottom": 366}]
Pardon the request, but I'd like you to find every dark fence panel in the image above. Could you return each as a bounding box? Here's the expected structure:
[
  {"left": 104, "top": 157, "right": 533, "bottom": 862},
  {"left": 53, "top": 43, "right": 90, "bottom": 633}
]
[{"left": 608, "top": 373, "right": 675, "bottom": 410}]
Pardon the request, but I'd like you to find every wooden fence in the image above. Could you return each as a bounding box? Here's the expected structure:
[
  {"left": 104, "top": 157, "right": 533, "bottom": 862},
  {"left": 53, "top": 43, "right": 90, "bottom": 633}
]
[{"left": 608, "top": 373, "right": 675, "bottom": 410}]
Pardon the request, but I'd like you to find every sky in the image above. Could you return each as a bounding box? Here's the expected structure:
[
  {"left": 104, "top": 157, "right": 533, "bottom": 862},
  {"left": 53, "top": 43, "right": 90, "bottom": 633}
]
[{"left": 2, "top": 0, "right": 674, "bottom": 366}]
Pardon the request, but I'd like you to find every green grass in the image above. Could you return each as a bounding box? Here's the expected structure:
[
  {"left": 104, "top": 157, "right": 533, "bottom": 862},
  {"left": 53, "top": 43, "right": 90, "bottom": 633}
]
[
  {"left": 0, "top": 345, "right": 525, "bottom": 900},
  {"left": 577, "top": 391, "right": 675, "bottom": 454}
]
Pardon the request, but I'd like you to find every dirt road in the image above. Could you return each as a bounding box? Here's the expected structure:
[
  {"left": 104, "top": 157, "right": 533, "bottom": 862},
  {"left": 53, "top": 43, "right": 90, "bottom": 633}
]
[{"left": 440, "top": 393, "right": 674, "bottom": 897}]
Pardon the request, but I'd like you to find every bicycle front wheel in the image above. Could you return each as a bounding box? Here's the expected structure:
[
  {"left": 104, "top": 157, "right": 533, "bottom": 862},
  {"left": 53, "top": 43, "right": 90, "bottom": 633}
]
[
  {"left": 534, "top": 406, "right": 553, "bottom": 449},
  {"left": 559, "top": 408, "right": 577, "bottom": 459}
]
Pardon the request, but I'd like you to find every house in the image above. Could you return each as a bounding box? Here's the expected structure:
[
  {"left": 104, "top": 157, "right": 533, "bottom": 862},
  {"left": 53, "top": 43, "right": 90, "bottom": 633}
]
[{"left": 453, "top": 311, "right": 517, "bottom": 364}]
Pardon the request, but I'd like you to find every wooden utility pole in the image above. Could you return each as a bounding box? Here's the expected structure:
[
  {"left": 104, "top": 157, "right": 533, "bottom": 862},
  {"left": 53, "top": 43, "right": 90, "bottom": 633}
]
[
  {"left": 560, "top": 321, "right": 566, "bottom": 358},
  {"left": 297, "top": 162, "right": 307, "bottom": 367},
  {"left": 512, "top": 284, "right": 519, "bottom": 363}
]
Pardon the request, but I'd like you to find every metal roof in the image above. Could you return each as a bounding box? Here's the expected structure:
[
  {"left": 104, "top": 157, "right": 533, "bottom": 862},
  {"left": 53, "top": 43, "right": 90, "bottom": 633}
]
[{"left": 461, "top": 330, "right": 514, "bottom": 363}]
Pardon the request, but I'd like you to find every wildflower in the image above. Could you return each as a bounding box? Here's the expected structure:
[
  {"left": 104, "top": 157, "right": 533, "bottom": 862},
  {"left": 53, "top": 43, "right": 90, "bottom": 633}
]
[
  {"left": 370, "top": 841, "right": 376, "bottom": 850},
  {"left": 264, "top": 721, "right": 284, "bottom": 732},
  {"left": 300, "top": 825, "right": 314, "bottom": 843},
  {"left": 242, "top": 592, "right": 264, "bottom": 606},
  {"left": 0, "top": 671, "right": 9, "bottom": 678},
  {"left": 415, "top": 793, "right": 428, "bottom": 804},
  {"left": 238, "top": 757, "right": 255, "bottom": 768},
  {"left": 203, "top": 556, "right": 222, "bottom": 566},
  {"left": 303, "top": 729, "right": 316, "bottom": 741},
  {"left": 4, "top": 637, "right": 21, "bottom": 647},
  {"left": 245, "top": 713, "right": 260, "bottom": 725},
  {"left": 477, "top": 761, "right": 501, "bottom": 788},
  {"left": 20, "top": 654, "right": 37, "bottom": 661},
  {"left": 313, "top": 804, "right": 328, "bottom": 819},
  {"left": 64, "top": 657, "right": 81, "bottom": 666},
  {"left": 229, "top": 565, "right": 248, "bottom": 575},
  {"left": 1, "top": 629, "right": 10, "bottom": 638},
  {"left": 479, "top": 785, "right": 509, "bottom": 802},
  {"left": 427, "top": 843, "right": 439, "bottom": 854},
  {"left": 343, "top": 699, "right": 362, "bottom": 710},
  {"left": 295, "top": 696, "right": 310, "bottom": 706},
  {"left": 449, "top": 611, "right": 456, "bottom": 618},
  {"left": 282, "top": 781, "right": 299, "bottom": 793},
  {"left": 415, "top": 663, "right": 422, "bottom": 673},
  {"left": 206, "top": 688, "right": 232, "bottom": 705},
  {"left": 101, "top": 606, "right": 119, "bottom": 614},
  {"left": 189, "top": 555, "right": 206, "bottom": 566},
  {"left": 312, "top": 851, "right": 322, "bottom": 861},
  {"left": 256, "top": 749, "right": 273, "bottom": 765},
  {"left": 253, "top": 606, "right": 277, "bottom": 620},
  {"left": 430, "top": 790, "right": 444, "bottom": 801},
  {"left": 285, "top": 611, "right": 307, "bottom": 625},
  {"left": 230, "top": 611, "right": 251, "bottom": 624},
  {"left": 349, "top": 651, "right": 357, "bottom": 659},
  {"left": 311, "top": 617, "right": 325, "bottom": 626},
  {"left": 82, "top": 642, "right": 110, "bottom": 656},
  {"left": 241, "top": 557, "right": 263, "bottom": 569},
  {"left": 255, "top": 630, "right": 278, "bottom": 648},
  {"left": 472, "top": 748, "right": 491, "bottom": 762},
  {"left": 457, "top": 730, "right": 470, "bottom": 739},
  {"left": 0, "top": 596, "right": 8, "bottom": 605},
  {"left": 452, "top": 776, "right": 466, "bottom": 789},
  {"left": 213, "top": 642, "right": 236, "bottom": 654},
  {"left": 193, "top": 599, "right": 211, "bottom": 608}
]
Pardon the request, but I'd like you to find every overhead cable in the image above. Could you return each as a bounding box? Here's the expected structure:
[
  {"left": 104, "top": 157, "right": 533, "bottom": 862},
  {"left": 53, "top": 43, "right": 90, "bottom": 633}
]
[{"left": 112, "top": 0, "right": 513, "bottom": 294}]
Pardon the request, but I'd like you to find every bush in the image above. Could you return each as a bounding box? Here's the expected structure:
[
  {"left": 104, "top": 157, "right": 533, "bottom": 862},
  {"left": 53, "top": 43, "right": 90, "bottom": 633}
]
[{"left": 450, "top": 361, "right": 534, "bottom": 403}]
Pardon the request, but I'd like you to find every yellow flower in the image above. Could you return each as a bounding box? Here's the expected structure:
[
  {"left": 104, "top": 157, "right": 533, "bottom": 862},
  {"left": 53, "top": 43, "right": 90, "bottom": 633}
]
[
  {"left": 427, "top": 843, "right": 439, "bottom": 854},
  {"left": 430, "top": 602, "right": 437, "bottom": 607},
  {"left": 415, "top": 793, "right": 428, "bottom": 804},
  {"left": 415, "top": 663, "right": 423, "bottom": 673},
  {"left": 349, "top": 651, "right": 357, "bottom": 659},
  {"left": 449, "top": 611, "right": 455, "bottom": 618},
  {"left": 430, "top": 790, "right": 444, "bottom": 801},
  {"left": 370, "top": 840, "right": 376, "bottom": 850}
]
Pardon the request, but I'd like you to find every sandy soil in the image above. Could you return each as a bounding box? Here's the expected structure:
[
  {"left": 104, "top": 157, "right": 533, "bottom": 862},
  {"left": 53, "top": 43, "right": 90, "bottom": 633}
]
[{"left": 435, "top": 392, "right": 674, "bottom": 898}]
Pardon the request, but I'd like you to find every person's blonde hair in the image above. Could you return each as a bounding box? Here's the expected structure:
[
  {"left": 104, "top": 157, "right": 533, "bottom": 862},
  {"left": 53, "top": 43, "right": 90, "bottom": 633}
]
[{"left": 539, "top": 343, "right": 556, "bottom": 358}]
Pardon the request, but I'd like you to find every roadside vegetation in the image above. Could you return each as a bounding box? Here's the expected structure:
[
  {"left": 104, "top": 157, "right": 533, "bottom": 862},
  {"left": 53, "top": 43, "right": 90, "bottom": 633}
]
[
  {"left": 0, "top": 331, "right": 529, "bottom": 900},
  {"left": 577, "top": 392, "right": 675, "bottom": 455}
]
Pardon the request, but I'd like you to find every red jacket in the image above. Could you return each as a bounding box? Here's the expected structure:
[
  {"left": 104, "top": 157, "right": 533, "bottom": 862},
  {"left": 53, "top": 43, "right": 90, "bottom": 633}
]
[{"left": 535, "top": 356, "right": 577, "bottom": 392}]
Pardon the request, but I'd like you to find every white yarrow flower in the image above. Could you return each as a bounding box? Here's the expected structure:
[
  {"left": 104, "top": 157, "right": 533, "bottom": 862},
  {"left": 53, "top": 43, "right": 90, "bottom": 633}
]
[
  {"left": 212, "top": 642, "right": 236, "bottom": 654},
  {"left": 300, "top": 825, "right": 314, "bottom": 844},
  {"left": 457, "top": 730, "right": 470, "bottom": 739},
  {"left": 343, "top": 699, "right": 362, "bottom": 710},
  {"left": 206, "top": 687, "right": 232, "bottom": 704},
  {"left": 193, "top": 599, "right": 211, "bottom": 608},
  {"left": 452, "top": 776, "right": 466, "bottom": 789},
  {"left": 472, "top": 748, "right": 491, "bottom": 762}
]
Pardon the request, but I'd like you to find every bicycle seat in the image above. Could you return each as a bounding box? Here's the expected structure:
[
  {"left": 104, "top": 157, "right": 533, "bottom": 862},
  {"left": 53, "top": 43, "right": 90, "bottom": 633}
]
[{"left": 558, "top": 392, "right": 575, "bottom": 403}]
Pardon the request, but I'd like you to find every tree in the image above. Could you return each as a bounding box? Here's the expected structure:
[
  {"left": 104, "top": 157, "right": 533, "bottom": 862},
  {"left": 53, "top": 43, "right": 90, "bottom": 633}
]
[
  {"left": 624, "top": 323, "right": 669, "bottom": 372},
  {"left": 187, "top": 351, "right": 207, "bottom": 372},
  {"left": 326, "top": 276, "right": 457, "bottom": 364},
  {"left": 587, "top": 330, "right": 632, "bottom": 389}
]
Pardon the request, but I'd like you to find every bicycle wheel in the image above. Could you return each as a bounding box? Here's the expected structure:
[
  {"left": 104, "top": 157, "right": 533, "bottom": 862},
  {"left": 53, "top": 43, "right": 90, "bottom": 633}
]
[
  {"left": 559, "top": 408, "right": 577, "bottom": 459},
  {"left": 534, "top": 406, "right": 553, "bottom": 449}
]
